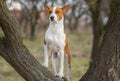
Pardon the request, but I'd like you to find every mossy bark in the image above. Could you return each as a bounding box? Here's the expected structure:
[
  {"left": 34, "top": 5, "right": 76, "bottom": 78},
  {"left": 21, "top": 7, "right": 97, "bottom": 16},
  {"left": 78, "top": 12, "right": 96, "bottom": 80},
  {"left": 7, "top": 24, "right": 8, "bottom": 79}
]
[
  {"left": 0, "top": 1, "right": 65, "bottom": 81},
  {"left": 80, "top": 0, "right": 120, "bottom": 81}
]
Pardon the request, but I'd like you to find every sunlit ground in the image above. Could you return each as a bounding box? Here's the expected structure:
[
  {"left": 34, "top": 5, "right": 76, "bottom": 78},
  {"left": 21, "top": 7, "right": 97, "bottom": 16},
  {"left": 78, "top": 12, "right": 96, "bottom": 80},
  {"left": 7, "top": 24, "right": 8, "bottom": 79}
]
[{"left": 0, "top": 31, "right": 92, "bottom": 81}]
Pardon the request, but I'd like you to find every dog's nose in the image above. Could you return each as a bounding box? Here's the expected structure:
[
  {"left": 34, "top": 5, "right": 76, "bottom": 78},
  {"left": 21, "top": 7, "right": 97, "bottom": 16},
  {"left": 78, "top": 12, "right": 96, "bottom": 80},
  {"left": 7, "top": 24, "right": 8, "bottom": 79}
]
[{"left": 50, "top": 16, "right": 54, "bottom": 21}]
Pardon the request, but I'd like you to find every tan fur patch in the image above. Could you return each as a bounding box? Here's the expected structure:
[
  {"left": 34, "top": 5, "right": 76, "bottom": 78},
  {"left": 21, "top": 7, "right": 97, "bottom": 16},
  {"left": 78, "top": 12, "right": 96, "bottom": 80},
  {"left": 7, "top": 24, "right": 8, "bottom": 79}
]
[
  {"left": 55, "top": 8, "right": 64, "bottom": 20},
  {"left": 44, "top": 38, "right": 46, "bottom": 45},
  {"left": 64, "top": 35, "right": 71, "bottom": 69}
]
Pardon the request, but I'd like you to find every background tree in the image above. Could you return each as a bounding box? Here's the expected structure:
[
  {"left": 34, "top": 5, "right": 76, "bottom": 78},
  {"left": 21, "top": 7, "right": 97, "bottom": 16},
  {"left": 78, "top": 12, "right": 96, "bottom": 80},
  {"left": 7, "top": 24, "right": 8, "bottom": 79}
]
[
  {"left": 19, "top": 0, "right": 40, "bottom": 40},
  {"left": 85, "top": 0, "right": 111, "bottom": 63},
  {"left": 80, "top": 0, "right": 120, "bottom": 80},
  {"left": 13, "top": 0, "right": 90, "bottom": 35},
  {"left": 65, "top": 0, "right": 89, "bottom": 32},
  {"left": 86, "top": 0, "right": 104, "bottom": 63},
  {"left": 0, "top": 0, "right": 66, "bottom": 81}
]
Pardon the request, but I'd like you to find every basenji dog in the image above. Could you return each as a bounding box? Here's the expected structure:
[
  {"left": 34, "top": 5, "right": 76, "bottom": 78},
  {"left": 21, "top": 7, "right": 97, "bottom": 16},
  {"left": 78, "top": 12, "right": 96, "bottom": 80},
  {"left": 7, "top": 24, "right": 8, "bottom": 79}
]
[{"left": 43, "top": 4, "right": 71, "bottom": 81}]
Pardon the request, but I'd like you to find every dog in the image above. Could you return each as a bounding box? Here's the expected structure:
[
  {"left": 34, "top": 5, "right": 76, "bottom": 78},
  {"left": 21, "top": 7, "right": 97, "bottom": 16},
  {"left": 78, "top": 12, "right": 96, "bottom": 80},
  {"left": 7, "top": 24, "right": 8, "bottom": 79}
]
[{"left": 43, "top": 4, "right": 71, "bottom": 81}]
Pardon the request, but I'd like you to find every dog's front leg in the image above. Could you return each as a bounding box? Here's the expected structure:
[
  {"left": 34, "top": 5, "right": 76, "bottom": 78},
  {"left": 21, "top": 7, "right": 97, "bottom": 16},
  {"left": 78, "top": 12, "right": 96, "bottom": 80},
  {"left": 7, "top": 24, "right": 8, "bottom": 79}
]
[
  {"left": 57, "top": 50, "right": 64, "bottom": 78},
  {"left": 43, "top": 45, "right": 48, "bottom": 68},
  {"left": 51, "top": 52, "right": 58, "bottom": 76}
]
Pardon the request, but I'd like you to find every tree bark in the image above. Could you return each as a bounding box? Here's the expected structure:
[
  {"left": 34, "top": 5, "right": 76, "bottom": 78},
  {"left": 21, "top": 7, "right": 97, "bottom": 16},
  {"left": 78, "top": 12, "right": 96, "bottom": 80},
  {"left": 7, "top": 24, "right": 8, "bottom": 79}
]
[
  {"left": 87, "top": 0, "right": 105, "bottom": 63},
  {"left": 80, "top": 0, "right": 120, "bottom": 81},
  {"left": 0, "top": 1, "right": 65, "bottom": 81}
]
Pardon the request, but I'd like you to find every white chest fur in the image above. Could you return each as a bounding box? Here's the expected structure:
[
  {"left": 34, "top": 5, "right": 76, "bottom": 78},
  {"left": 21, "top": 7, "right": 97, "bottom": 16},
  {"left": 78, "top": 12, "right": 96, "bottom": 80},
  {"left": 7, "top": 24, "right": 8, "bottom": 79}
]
[{"left": 45, "top": 18, "right": 65, "bottom": 52}]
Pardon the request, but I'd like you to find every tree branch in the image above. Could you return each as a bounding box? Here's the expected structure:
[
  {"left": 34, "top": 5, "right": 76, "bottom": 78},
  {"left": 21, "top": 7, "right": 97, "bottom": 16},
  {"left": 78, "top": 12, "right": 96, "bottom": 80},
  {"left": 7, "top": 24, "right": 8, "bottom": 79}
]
[{"left": 0, "top": 0, "right": 65, "bottom": 81}]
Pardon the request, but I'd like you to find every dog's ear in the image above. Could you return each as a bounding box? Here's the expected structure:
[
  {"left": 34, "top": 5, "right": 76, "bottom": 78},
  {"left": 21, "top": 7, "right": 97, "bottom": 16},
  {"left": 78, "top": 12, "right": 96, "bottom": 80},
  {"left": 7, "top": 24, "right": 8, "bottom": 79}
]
[
  {"left": 44, "top": 4, "right": 51, "bottom": 11},
  {"left": 62, "top": 4, "right": 70, "bottom": 14}
]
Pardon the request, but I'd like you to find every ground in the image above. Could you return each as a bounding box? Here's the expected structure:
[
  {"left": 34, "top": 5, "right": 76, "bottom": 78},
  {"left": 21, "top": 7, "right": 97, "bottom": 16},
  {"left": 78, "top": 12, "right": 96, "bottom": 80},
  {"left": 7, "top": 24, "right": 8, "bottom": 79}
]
[{"left": 0, "top": 31, "right": 92, "bottom": 81}]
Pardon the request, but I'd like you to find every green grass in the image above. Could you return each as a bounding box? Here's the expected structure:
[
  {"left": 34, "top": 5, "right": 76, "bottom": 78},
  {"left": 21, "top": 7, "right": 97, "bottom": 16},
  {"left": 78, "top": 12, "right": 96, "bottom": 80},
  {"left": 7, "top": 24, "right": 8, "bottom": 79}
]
[
  {"left": 0, "top": 32, "right": 92, "bottom": 81},
  {"left": 71, "top": 57, "right": 89, "bottom": 81}
]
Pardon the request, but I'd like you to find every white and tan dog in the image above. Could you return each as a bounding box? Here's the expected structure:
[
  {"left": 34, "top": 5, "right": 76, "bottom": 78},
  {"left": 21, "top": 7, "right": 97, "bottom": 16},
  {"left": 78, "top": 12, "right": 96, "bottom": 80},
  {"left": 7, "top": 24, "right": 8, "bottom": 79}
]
[{"left": 43, "top": 4, "right": 71, "bottom": 81}]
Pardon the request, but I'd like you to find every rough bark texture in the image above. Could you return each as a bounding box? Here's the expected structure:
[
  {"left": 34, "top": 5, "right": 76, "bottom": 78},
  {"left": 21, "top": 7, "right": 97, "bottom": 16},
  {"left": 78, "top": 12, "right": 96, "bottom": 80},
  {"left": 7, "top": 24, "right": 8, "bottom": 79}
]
[
  {"left": 80, "top": 0, "right": 120, "bottom": 81},
  {"left": 0, "top": 1, "right": 65, "bottom": 81}
]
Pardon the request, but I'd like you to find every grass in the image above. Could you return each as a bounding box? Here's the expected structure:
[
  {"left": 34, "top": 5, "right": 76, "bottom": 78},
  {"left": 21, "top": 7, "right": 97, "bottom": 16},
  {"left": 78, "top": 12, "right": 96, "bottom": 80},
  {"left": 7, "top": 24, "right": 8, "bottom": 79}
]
[
  {"left": 0, "top": 32, "right": 92, "bottom": 81},
  {"left": 71, "top": 57, "right": 89, "bottom": 81}
]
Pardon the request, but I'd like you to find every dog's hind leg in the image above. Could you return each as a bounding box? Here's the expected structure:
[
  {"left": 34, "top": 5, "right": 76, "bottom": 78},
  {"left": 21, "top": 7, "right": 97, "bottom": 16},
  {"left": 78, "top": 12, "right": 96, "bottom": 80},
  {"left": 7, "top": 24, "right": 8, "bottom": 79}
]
[{"left": 65, "top": 54, "right": 71, "bottom": 81}]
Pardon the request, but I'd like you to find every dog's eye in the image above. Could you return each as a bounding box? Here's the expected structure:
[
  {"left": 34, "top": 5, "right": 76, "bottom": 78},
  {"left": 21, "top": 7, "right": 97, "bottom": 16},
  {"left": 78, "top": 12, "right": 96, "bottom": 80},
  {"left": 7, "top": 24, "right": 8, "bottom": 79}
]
[
  {"left": 49, "top": 11, "right": 52, "bottom": 13},
  {"left": 56, "top": 11, "right": 59, "bottom": 13}
]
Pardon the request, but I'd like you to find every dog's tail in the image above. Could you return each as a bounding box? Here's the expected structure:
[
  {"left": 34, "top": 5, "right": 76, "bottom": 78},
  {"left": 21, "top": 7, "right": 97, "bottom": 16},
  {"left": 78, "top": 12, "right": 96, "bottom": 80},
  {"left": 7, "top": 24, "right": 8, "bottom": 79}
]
[
  {"left": 64, "top": 39, "right": 71, "bottom": 69},
  {"left": 64, "top": 39, "right": 71, "bottom": 81}
]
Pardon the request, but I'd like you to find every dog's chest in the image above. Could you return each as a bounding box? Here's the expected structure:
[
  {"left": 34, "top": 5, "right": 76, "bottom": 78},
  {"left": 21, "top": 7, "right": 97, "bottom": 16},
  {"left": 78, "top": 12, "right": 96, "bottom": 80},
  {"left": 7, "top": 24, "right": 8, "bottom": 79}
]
[{"left": 45, "top": 29, "right": 65, "bottom": 52}]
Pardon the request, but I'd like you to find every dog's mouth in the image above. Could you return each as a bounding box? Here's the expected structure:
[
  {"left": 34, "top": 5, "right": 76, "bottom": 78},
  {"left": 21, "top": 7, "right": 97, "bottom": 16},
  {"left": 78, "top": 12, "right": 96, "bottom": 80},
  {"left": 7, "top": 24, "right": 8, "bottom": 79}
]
[
  {"left": 50, "top": 19, "right": 54, "bottom": 21},
  {"left": 49, "top": 19, "right": 58, "bottom": 23}
]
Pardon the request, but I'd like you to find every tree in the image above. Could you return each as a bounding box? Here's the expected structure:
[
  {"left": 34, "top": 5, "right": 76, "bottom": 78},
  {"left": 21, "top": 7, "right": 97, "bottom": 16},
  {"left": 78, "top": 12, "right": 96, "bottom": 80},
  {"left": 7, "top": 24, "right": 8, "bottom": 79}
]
[
  {"left": 0, "top": 0, "right": 66, "bottom": 81},
  {"left": 79, "top": 0, "right": 120, "bottom": 81},
  {"left": 20, "top": 0, "right": 40, "bottom": 41},
  {"left": 86, "top": 0, "right": 105, "bottom": 63},
  {"left": 86, "top": 0, "right": 111, "bottom": 63},
  {"left": 66, "top": 0, "right": 89, "bottom": 32}
]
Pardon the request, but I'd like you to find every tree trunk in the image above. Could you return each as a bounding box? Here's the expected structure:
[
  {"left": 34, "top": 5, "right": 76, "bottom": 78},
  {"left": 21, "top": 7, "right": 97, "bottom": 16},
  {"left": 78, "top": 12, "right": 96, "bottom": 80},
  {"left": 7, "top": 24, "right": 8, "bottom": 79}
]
[
  {"left": 30, "top": 23, "right": 36, "bottom": 41},
  {"left": 87, "top": 0, "right": 105, "bottom": 63},
  {"left": 79, "top": 0, "right": 120, "bottom": 81},
  {"left": 0, "top": 1, "right": 65, "bottom": 81},
  {"left": 29, "top": 6, "right": 38, "bottom": 41}
]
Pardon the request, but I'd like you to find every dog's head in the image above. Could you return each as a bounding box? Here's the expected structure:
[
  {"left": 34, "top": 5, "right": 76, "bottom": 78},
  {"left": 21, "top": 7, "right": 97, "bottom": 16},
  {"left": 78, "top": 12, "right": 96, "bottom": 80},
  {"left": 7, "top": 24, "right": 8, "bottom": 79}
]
[{"left": 44, "top": 4, "right": 70, "bottom": 23}]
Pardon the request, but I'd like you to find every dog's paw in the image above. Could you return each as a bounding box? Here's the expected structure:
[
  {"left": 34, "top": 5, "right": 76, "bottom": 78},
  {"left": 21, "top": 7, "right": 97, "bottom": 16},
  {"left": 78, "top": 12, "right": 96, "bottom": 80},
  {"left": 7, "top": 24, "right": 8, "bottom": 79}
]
[
  {"left": 56, "top": 72, "right": 64, "bottom": 78},
  {"left": 42, "top": 63, "right": 48, "bottom": 68},
  {"left": 55, "top": 75, "right": 68, "bottom": 81}
]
